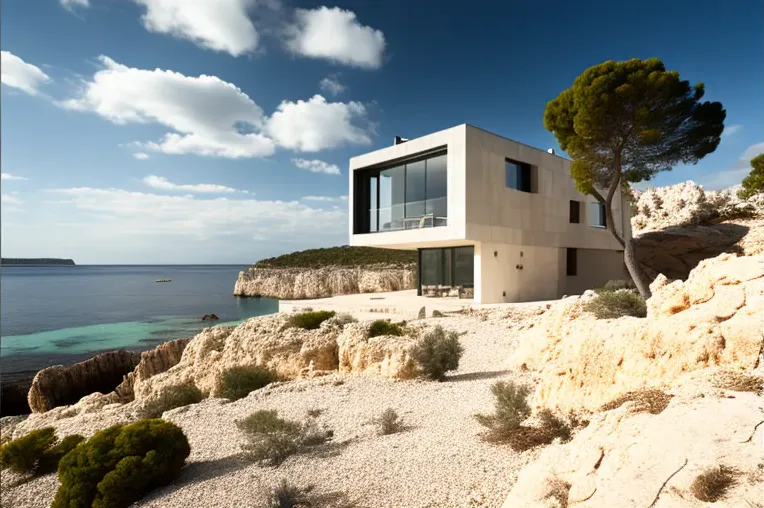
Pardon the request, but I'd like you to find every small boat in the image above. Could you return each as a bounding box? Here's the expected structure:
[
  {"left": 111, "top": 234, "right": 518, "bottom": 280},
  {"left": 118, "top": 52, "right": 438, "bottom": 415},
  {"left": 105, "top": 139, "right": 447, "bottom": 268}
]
[{"left": 155, "top": 279, "right": 171, "bottom": 283}]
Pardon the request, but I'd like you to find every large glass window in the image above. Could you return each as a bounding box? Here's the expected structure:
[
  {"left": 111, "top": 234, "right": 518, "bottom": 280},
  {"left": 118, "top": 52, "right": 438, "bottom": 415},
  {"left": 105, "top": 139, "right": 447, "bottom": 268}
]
[
  {"left": 425, "top": 154, "right": 447, "bottom": 220},
  {"left": 419, "top": 246, "right": 474, "bottom": 292},
  {"left": 405, "top": 160, "right": 426, "bottom": 219},
  {"left": 379, "top": 165, "right": 404, "bottom": 231},
  {"left": 589, "top": 202, "right": 607, "bottom": 228},
  {"left": 454, "top": 247, "right": 474, "bottom": 287},
  {"left": 506, "top": 159, "right": 532, "bottom": 192}
]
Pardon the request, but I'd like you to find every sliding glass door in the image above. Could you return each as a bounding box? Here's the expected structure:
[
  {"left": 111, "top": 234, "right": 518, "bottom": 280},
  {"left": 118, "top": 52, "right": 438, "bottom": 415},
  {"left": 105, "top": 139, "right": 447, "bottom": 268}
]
[{"left": 418, "top": 246, "right": 474, "bottom": 292}]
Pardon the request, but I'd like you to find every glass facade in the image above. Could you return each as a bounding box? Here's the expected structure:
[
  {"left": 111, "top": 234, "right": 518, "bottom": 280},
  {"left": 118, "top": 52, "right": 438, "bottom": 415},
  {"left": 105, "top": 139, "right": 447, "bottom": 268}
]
[
  {"left": 419, "top": 246, "right": 474, "bottom": 292},
  {"left": 354, "top": 150, "right": 447, "bottom": 234}
]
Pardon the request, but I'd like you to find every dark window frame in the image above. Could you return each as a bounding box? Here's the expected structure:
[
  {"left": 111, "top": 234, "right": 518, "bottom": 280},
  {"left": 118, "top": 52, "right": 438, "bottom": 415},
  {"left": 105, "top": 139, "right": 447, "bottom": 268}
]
[
  {"left": 566, "top": 248, "right": 578, "bottom": 276},
  {"left": 569, "top": 200, "right": 580, "bottom": 224},
  {"left": 505, "top": 158, "right": 533, "bottom": 193},
  {"left": 417, "top": 246, "right": 474, "bottom": 295}
]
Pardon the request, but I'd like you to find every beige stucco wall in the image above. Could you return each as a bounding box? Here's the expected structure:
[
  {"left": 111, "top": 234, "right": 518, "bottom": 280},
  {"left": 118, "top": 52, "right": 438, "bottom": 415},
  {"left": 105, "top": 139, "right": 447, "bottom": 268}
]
[{"left": 563, "top": 248, "right": 630, "bottom": 296}]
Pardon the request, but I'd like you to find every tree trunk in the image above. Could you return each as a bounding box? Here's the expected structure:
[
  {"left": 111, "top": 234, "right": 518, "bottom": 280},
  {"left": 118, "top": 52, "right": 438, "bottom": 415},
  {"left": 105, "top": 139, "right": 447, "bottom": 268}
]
[{"left": 624, "top": 237, "right": 652, "bottom": 299}]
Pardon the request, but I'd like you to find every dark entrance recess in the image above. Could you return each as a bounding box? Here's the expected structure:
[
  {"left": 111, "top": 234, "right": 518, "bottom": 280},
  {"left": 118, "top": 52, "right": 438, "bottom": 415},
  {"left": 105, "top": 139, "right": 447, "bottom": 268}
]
[{"left": 418, "top": 246, "right": 474, "bottom": 295}]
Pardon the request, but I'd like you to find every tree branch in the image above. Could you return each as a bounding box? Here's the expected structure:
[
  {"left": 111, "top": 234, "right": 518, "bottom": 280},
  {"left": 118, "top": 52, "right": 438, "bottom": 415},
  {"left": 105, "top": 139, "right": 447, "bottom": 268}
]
[{"left": 647, "top": 458, "right": 688, "bottom": 508}]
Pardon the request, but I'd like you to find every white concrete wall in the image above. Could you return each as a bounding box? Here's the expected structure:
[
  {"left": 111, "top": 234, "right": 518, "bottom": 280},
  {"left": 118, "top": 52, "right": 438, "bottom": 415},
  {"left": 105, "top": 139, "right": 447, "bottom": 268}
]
[
  {"left": 348, "top": 125, "right": 468, "bottom": 250},
  {"left": 564, "top": 248, "right": 629, "bottom": 296}
]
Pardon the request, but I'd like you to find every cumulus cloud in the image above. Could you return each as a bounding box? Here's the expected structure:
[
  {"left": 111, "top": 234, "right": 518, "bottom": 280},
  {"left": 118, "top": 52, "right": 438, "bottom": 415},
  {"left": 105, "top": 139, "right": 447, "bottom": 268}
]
[
  {"left": 268, "top": 95, "right": 371, "bottom": 152},
  {"left": 142, "top": 175, "right": 243, "bottom": 193},
  {"left": 319, "top": 76, "right": 346, "bottom": 96},
  {"left": 292, "top": 158, "right": 341, "bottom": 175},
  {"left": 1, "top": 173, "right": 28, "bottom": 181},
  {"left": 61, "top": 56, "right": 275, "bottom": 158},
  {"left": 301, "top": 195, "right": 348, "bottom": 202},
  {"left": 721, "top": 124, "right": 742, "bottom": 138},
  {"left": 133, "top": 152, "right": 150, "bottom": 160},
  {"left": 285, "top": 7, "right": 386, "bottom": 69},
  {"left": 132, "top": 0, "right": 260, "bottom": 56},
  {"left": 1, "top": 51, "right": 51, "bottom": 96},
  {"left": 741, "top": 142, "right": 764, "bottom": 162},
  {"left": 698, "top": 142, "right": 764, "bottom": 190},
  {"left": 59, "top": 0, "right": 90, "bottom": 9},
  {"left": 62, "top": 57, "right": 373, "bottom": 157}
]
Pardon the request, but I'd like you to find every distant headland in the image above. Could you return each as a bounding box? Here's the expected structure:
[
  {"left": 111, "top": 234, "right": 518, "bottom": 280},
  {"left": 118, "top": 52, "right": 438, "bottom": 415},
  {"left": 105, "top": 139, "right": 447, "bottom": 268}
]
[{"left": 2, "top": 258, "right": 76, "bottom": 266}]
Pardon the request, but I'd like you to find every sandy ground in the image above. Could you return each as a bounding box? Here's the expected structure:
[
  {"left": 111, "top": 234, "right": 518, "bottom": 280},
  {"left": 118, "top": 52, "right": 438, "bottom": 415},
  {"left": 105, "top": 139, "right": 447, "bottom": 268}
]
[{"left": 1, "top": 308, "right": 548, "bottom": 508}]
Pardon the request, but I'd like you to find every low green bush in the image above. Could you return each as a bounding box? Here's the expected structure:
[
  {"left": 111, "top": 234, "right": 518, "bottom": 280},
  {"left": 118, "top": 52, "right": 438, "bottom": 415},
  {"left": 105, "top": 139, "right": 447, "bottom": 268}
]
[
  {"left": 602, "top": 279, "right": 636, "bottom": 292},
  {"left": 333, "top": 313, "right": 357, "bottom": 326},
  {"left": 219, "top": 366, "right": 278, "bottom": 401},
  {"left": 52, "top": 418, "right": 190, "bottom": 508},
  {"left": 584, "top": 290, "right": 647, "bottom": 319},
  {"left": 287, "top": 310, "right": 336, "bottom": 330},
  {"left": 0, "top": 427, "right": 84, "bottom": 475},
  {"left": 236, "top": 410, "right": 332, "bottom": 466},
  {"left": 410, "top": 325, "right": 464, "bottom": 380},
  {"left": 142, "top": 384, "right": 203, "bottom": 418},
  {"left": 367, "top": 320, "right": 405, "bottom": 338},
  {"left": 474, "top": 381, "right": 532, "bottom": 441}
]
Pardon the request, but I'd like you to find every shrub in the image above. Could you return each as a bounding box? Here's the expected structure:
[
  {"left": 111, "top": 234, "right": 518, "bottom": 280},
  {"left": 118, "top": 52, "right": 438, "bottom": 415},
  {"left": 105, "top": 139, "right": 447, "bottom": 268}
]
[
  {"left": 219, "top": 366, "right": 278, "bottom": 401},
  {"left": 584, "top": 290, "right": 647, "bottom": 319},
  {"left": 368, "top": 320, "right": 405, "bottom": 338},
  {"left": 689, "top": 465, "right": 738, "bottom": 502},
  {"left": 306, "top": 408, "right": 324, "bottom": 418},
  {"left": 267, "top": 479, "right": 314, "bottom": 508},
  {"left": 333, "top": 313, "right": 357, "bottom": 326},
  {"left": 0, "top": 427, "right": 84, "bottom": 476},
  {"left": 288, "top": 310, "right": 336, "bottom": 330},
  {"left": 236, "top": 410, "right": 332, "bottom": 466},
  {"left": 375, "top": 408, "right": 403, "bottom": 436},
  {"left": 711, "top": 371, "right": 764, "bottom": 393},
  {"left": 52, "top": 419, "right": 190, "bottom": 508},
  {"left": 598, "top": 389, "right": 673, "bottom": 415},
  {"left": 602, "top": 279, "right": 636, "bottom": 292},
  {"left": 474, "top": 381, "right": 532, "bottom": 441},
  {"left": 254, "top": 245, "right": 416, "bottom": 269},
  {"left": 142, "top": 384, "right": 203, "bottom": 418},
  {"left": 506, "top": 409, "right": 572, "bottom": 452},
  {"left": 410, "top": 325, "right": 464, "bottom": 381}
]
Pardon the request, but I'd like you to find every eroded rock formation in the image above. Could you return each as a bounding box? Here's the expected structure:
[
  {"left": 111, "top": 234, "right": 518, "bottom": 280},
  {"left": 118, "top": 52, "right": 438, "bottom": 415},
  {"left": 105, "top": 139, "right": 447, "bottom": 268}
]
[
  {"left": 113, "top": 337, "right": 191, "bottom": 402},
  {"left": 28, "top": 350, "right": 141, "bottom": 413},
  {"left": 511, "top": 253, "right": 764, "bottom": 412},
  {"left": 233, "top": 265, "right": 416, "bottom": 299}
]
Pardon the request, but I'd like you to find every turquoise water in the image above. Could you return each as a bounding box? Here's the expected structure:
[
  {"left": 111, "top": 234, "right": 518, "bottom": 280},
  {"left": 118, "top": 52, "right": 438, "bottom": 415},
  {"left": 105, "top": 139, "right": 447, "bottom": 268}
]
[{"left": 0, "top": 265, "right": 278, "bottom": 379}]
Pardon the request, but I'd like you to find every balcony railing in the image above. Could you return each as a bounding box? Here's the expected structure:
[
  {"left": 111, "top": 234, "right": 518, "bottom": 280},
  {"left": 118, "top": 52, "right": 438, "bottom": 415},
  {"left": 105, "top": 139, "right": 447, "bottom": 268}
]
[{"left": 369, "top": 197, "right": 447, "bottom": 232}]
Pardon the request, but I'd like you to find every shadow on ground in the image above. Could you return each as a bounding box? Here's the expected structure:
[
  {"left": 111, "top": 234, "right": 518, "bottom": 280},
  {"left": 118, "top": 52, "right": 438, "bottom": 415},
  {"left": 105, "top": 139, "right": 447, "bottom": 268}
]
[{"left": 446, "top": 370, "right": 510, "bottom": 383}]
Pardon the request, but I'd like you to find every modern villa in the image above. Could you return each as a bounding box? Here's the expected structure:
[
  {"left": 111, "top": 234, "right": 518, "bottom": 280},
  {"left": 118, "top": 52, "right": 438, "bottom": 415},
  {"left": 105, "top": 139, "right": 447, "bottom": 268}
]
[{"left": 348, "top": 124, "right": 632, "bottom": 304}]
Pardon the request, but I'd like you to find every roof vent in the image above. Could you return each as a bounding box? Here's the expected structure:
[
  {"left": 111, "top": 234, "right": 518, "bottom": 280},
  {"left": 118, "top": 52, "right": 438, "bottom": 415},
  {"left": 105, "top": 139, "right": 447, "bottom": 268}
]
[
  {"left": 394, "top": 136, "right": 409, "bottom": 145},
  {"left": 547, "top": 148, "right": 556, "bottom": 155}
]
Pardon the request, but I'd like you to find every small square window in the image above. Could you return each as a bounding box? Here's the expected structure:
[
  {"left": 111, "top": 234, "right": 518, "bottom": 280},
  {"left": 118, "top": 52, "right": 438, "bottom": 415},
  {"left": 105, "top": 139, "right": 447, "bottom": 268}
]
[
  {"left": 589, "top": 202, "right": 607, "bottom": 228},
  {"left": 505, "top": 159, "right": 532, "bottom": 192},
  {"left": 569, "top": 200, "right": 580, "bottom": 224},
  {"left": 566, "top": 248, "right": 577, "bottom": 276}
]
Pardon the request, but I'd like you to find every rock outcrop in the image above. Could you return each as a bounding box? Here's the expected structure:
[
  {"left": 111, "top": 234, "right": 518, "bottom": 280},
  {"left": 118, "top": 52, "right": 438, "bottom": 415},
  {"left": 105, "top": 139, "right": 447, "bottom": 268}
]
[
  {"left": 113, "top": 337, "right": 191, "bottom": 402},
  {"left": 337, "top": 322, "right": 421, "bottom": 379},
  {"left": 510, "top": 253, "right": 764, "bottom": 412},
  {"left": 501, "top": 387, "right": 764, "bottom": 507},
  {"left": 28, "top": 350, "right": 141, "bottom": 413},
  {"left": 233, "top": 265, "right": 416, "bottom": 299}
]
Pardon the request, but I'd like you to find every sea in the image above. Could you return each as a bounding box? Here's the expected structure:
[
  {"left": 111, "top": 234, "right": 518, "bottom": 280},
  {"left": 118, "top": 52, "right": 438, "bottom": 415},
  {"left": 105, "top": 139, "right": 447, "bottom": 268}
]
[{"left": 0, "top": 265, "right": 278, "bottom": 382}]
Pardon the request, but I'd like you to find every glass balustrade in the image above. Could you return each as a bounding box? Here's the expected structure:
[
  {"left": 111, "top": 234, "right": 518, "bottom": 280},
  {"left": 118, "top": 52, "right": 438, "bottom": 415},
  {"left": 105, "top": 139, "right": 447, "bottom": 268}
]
[{"left": 368, "top": 197, "right": 447, "bottom": 232}]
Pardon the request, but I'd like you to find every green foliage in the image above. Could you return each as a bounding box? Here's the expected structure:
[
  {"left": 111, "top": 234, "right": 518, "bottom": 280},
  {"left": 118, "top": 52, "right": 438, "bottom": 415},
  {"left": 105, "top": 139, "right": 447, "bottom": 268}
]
[
  {"left": 367, "top": 320, "right": 405, "bottom": 338},
  {"left": 0, "top": 427, "right": 56, "bottom": 474},
  {"left": 375, "top": 408, "right": 403, "bottom": 436},
  {"left": 410, "top": 325, "right": 464, "bottom": 381},
  {"left": 739, "top": 153, "right": 764, "bottom": 200},
  {"left": 602, "top": 279, "right": 637, "bottom": 292},
  {"left": 219, "top": 366, "right": 278, "bottom": 401},
  {"left": 52, "top": 419, "right": 190, "bottom": 508},
  {"left": 38, "top": 435, "right": 86, "bottom": 474},
  {"left": 142, "top": 384, "right": 203, "bottom": 418},
  {"left": 584, "top": 290, "right": 647, "bottom": 319},
  {"left": 474, "top": 381, "right": 532, "bottom": 441},
  {"left": 236, "top": 410, "right": 331, "bottom": 466},
  {"left": 254, "top": 246, "right": 416, "bottom": 269},
  {"left": 287, "top": 310, "right": 336, "bottom": 330}
]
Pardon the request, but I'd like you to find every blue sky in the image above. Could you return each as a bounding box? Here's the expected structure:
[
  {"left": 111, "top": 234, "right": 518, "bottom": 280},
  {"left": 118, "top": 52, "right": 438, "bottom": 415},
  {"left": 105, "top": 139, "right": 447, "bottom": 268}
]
[{"left": 1, "top": 0, "right": 761, "bottom": 264}]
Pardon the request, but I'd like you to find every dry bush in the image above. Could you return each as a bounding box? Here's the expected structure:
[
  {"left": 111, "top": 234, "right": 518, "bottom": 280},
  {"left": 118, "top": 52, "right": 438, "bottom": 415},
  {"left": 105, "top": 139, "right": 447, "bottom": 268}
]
[
  {"left": 287, "top": 310, "right": 336, "bottom": 330},
  {"left": 410, "top": 325, "right": 464, "bottom": 381},
  {"left": 333, "top": 313, "right": 357, "bottom": 326},
  {"left": 367, "top": 320, "right": 405, "bottom": 338},
  {"left": 505, "top": 409, "right": 572, "bottom": 452},
  {"left": 306, "top": 408, "right": 324, "bottom": 418},
  {"left": 689, "top": 465, "right": 739, "bottom": 502},
  {"left": 542, "top": 477, "right": 571, "bottom": 507},
  {"left": 219, "top": 365, "right": 278, "bottom": 401},
  {"left": 598, "top": 389, "right": 673, "bottom": 415},
  {"left": 375, "top": 408, "right": 403, "bottom": 436},
  {"left": 711, "top": 371, "right": 763, "bottom": 393},
  {"left": 267, "top": 479, "right": 314, "bottom": 508},
  {"left": 236, "top": 410, "right": 332, "bottom": 466},
  {"left": 141, "top": 384, "right": 203, "bottom": 418},
  {"left": 584, "top": 290, "right": 646, "bottom": 319}
]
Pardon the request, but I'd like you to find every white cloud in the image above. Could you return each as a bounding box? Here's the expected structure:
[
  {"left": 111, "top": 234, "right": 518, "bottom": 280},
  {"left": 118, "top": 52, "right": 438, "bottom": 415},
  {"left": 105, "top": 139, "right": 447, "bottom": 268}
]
[
  {"left": 61, "top": 56, "right": 275, "bottom": 158},
  {"left": 292, "top": 158, "right": 341, "bottom": 175},
  {"left": 1, "top": 173, "right": 28, "bottom": 181},
  {"left": 132, "top": 0, "right": 260, "bottom": 56},
  {"left": 1, "top": 51, "right": 51, "bottom": 96},
  {"left": 59, "top": 0, "right": 90, "bottom": 9},
  {"left": 268, "top": 95, "right": 371, "bottom": 152},
  {"left": 142, "top": 175, "right": 243, "bottom": 193},
  {"left": 301, "top": 195, "right": 348, "bottom": 202},
  {"left": 285, "top": 7, "right": 385, "bottom": 69},
  {"left": 721, "top": 124, "right": 742, "bottom": 138},
  {"left": 133, "top": 152, "right": 150, "bottom": 160},
  {"left": 741, "top": 142, "right": 764, "bottom": 162},
  {"left": 319, "top": 76, "right": 346, "bottom": 96},
  {"left": 2, "top": 194, "right": 22, "bottom": 206}
]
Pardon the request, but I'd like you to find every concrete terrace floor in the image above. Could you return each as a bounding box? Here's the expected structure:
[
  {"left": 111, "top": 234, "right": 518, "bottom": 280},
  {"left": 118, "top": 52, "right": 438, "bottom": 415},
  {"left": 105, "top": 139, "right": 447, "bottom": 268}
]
[{"left": 279, "top": 289, "right": 559, "bottom": 320}]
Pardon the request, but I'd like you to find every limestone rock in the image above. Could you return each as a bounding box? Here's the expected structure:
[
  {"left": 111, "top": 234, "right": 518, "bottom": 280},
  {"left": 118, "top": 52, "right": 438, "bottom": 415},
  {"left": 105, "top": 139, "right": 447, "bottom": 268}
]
[
  {"left": 28, "top": 350, "right": 141, "bottom": 413},
  {"left": 510, "top": 253, "right": 764, "bottom": 412},
  {"left": 233, "top": 265, "right": 416, "bottom": 299},
  {"left": 336, "top": 322, "right": 421, "bottom": 379},
  {"left": 502, "top": 392, "right": 764, "bottom": 507},
  {"left": 113, "top": 337, "right": 191, "bottom": 402}
]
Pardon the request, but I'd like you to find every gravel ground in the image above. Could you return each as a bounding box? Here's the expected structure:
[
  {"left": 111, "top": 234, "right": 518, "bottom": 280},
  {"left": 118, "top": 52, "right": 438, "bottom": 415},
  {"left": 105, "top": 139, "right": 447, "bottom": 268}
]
[{"left": 1, "top": 308, "right": 548, "bottom": 508}]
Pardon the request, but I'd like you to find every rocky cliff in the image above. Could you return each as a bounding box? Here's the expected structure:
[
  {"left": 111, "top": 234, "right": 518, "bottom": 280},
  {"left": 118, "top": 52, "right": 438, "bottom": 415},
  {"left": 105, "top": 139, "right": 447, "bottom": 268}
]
[
  {"left": 233, "top": 265, "right": 416, "bottom": 299},
  {"left": 112, "top": 337, "right": 191, "bottom": 402},
  {"left": 27, "top": 350, "right": 141, "bottom": 413}
]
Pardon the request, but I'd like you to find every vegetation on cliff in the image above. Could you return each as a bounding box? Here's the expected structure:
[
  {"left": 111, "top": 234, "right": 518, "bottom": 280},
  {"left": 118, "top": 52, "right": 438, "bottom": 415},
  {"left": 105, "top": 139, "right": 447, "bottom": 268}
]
[
  {"left": 1, "top": 258, "right": 75, "bottom": 266},
  {"left": 253, "top": 246, "right": 416, "bottom": 269}
]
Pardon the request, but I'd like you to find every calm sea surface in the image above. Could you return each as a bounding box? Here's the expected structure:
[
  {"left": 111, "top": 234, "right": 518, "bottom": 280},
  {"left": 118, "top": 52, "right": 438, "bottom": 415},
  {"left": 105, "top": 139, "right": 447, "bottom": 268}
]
[{"left": 0, "top": 265, "right": 278, "bottom": 380}]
